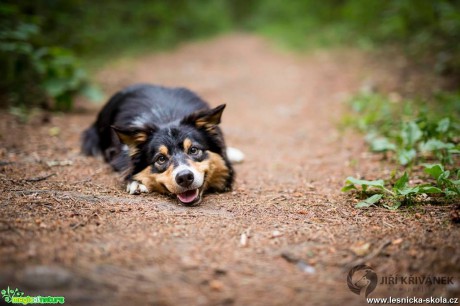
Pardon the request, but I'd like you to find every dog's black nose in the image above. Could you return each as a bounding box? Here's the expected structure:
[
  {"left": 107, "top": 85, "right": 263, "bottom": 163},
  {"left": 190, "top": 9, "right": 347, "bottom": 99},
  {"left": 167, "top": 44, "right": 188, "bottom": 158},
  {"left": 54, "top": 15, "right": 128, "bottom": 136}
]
[{"left": 176, "top": 170, "right": 194, "bottom": 187}]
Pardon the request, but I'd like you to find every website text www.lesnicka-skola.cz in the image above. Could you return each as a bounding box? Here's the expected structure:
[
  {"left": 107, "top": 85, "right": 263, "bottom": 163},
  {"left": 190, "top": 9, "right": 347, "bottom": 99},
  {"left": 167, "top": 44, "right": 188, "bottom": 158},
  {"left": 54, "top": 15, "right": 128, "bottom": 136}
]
[{"left": 366, "top": 296, "right": 459, "bottom": 304}]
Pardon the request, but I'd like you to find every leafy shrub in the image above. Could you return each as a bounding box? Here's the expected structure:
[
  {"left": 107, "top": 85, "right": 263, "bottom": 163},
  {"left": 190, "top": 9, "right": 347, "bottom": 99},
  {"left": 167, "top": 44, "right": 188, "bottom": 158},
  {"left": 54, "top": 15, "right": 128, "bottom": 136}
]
[
  {"left": 2, "top": 0, "right": 460, "bottom": 111},
  {"left": 347, "top": 93, "right": 460, "bottom": 166},
  {"left": 343, "top": 164, "right": 459, "bottom": 209},
  {"left": 0, "top": 5, "right": 101, "bottom": 111},
  {"left": 342, "top": 92, "right": 459, "bottom": 209}
]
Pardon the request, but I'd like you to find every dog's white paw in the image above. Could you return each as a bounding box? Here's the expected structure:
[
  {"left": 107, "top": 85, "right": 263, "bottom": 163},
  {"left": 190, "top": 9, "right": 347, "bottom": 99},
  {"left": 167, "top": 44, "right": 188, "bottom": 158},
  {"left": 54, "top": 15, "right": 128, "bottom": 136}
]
[
  {"left": 227, "top": 147, "right": 245, "bottom": 164},
  {"left": 126, "top": 181, "right": 149, "bottom": 195}
]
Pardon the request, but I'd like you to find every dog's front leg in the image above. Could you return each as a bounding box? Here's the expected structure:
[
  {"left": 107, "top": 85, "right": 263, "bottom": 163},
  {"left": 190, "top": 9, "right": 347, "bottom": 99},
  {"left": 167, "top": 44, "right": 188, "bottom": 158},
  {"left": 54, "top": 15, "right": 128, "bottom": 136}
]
[{"left": 126, "top": 179, "right": 149, "bottom": 195}]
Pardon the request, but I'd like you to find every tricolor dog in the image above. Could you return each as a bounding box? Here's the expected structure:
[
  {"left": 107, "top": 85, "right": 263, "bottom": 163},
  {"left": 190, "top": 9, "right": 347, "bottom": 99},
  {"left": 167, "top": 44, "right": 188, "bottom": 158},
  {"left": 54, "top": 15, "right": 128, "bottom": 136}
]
[{"left": 81, "top": 84, "right": 241, "bottom": 206}]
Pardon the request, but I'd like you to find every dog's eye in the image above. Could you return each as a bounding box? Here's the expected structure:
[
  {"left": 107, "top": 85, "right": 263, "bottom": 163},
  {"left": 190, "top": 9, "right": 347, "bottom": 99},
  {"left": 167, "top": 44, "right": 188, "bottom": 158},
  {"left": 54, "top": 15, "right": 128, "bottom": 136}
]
[
  {"left": 189, "top": 146, "right": 200, "bottom": 155},
  {"left": 156, "top": 155, "right": 168, "bottom": 165}
]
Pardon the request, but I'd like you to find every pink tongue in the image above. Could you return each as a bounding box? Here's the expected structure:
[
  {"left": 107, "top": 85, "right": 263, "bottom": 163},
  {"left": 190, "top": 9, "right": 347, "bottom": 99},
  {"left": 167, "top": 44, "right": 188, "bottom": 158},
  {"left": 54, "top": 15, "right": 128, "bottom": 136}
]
[{"left": 177, "top": 189, "right": 198, "bottom": 203}]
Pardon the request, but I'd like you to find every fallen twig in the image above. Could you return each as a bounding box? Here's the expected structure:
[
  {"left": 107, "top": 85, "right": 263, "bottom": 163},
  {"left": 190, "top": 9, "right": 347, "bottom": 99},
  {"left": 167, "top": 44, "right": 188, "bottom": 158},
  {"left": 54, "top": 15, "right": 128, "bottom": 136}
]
[
  {"left": 25, "top": 173, "right": 56, "bottom": 182},
  {"left": 346, "top": 240, "right": 391, "bottom": 269}
]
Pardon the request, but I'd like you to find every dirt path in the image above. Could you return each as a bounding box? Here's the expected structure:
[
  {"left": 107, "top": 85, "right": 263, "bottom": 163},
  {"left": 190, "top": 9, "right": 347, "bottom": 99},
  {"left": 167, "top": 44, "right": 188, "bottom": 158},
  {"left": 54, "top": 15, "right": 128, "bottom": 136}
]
[{"left": 1, "top": 34, "right": 459, "bottom": 305}]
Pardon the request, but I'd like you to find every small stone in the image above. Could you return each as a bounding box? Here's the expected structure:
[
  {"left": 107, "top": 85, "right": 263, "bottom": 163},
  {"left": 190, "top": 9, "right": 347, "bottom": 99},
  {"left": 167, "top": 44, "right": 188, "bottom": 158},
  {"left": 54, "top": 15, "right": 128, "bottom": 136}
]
[
  {"left": 240, "top": 233, "right": 248, "bottom": 247},
  {"left": 271, "top": 230, "right": 283, "bottom": 238},
  {"left": 296, "top": 261, "right": 316, "bottom": 274},
  {"left": 209, "top": 279, "right": 224, "bottom": 291}
]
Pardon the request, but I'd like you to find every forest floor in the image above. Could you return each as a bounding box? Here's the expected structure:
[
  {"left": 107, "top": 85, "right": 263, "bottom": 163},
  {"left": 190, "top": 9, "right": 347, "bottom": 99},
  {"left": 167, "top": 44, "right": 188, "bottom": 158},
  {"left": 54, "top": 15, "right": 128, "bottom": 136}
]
[{"left": 1, "top": 34, "right": 459, "bottom": 305}]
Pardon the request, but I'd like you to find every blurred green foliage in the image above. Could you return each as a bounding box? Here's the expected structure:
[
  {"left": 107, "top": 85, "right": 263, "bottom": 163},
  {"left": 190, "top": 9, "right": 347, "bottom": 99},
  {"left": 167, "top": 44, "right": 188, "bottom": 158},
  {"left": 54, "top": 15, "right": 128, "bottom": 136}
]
[
  {"left": 0, "top": 0, "right": 233, "bottom": 110},
  {"left": 342, "top": 92, "right": 460, "bottom": 209},
  {"left": 344, "top": 92, "right": 460, "bottom": 166},
  {"left": 3, "top": 0, "right": 234, "bottom": 60},
  {"left": 1, "top": 0, "right": 460, "bottom": 111},
  {"left": 247, "top": 0, "right": 460, "bottom": 75},
  {"left": 0, "top": 2, "right": 103, "bottom": 110}
]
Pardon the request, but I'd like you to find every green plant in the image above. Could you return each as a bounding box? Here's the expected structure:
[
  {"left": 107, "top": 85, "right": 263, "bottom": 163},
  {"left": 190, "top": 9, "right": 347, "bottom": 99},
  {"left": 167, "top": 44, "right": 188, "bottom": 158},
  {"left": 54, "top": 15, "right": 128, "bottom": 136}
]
[
  {"left": 0, "top": 16, "right": 102, "bottom": 111},
  {"left": 346, "top": 93, "right": 460, "bottom": 166},
  {"left": 247, "top": 0, "right": 460, "bottom": 76},
  {"left": 343, "top": 164, "right": 458, "bottom": 209},
  {"left": 367, "top": 117, "right": 459, "bottom": 166},
  {"left": 342, "top": 91, "right": 459, "bottom": 209},
  {"left": 424, "top": 164, "right": 460, "bottom": 197},
  {"left": 36, "top": 47, "right": 101, "bottom": 111}
]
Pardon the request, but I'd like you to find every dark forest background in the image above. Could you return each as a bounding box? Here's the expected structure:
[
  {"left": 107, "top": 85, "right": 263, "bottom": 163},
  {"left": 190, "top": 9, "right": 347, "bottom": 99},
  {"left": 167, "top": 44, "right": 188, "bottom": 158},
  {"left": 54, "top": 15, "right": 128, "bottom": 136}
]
[{"left": 1, "top": 0, "right": 459, "bottom": 110}]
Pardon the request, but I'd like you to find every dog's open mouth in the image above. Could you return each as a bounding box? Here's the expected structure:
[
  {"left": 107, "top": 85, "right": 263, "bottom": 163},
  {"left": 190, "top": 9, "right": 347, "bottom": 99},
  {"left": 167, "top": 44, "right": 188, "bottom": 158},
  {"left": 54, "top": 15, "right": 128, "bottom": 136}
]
[{"left": 177, "top": 189, "right": 201, "bottom": 206}]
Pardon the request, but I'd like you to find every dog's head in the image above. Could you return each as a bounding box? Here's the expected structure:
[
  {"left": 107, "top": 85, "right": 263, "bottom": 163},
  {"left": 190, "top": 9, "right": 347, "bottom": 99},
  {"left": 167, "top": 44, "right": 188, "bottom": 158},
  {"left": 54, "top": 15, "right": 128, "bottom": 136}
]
[{"left": 112, "top": 104, "right": 233, "bottom": 206}]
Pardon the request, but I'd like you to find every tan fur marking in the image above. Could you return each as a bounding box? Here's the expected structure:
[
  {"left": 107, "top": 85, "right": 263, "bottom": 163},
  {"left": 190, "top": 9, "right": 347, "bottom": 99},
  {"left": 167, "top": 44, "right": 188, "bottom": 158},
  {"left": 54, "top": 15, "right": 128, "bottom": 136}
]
[
  {"left": 134, "top": 133, "right": 147, "bottom": 143},
  {"left": 195, "top": 118, "right": 209, "bottom": 128},
  {"left": 129, "top": 148, "right": 139, "bottom": 157},
  {"left": 195, "top": 120, "right": 219, "bottom": 133},
  {"left": 207, "top": 152, "right": 230, "bottom": 191},
  {"left": 133, "top": 164, "right": 179, "bottom": 194},
  {"left": 183, "top": 138, "right": 192, "bottom": 152},
  {"left": 118, "top": 132, "right": 148, "bottom": 147},
  {"left": 133, "top": 166, "right": 167, "bottom": 194},
  {"left": 159, "top": 145, "right": 168, "bottom": 156},
  {"left": 189, "top": 151, "right": 229, "bottom": 192}
]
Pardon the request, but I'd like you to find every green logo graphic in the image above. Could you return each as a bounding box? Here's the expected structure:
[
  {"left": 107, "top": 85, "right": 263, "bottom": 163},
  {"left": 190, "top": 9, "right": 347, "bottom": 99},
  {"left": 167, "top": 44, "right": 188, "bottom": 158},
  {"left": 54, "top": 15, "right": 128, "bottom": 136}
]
[
  {"left": 1, "top": 287, "right": 65, "bottom": 305},
  {"left": 1, "top": 287, "right": 24, "bottom": 303}
]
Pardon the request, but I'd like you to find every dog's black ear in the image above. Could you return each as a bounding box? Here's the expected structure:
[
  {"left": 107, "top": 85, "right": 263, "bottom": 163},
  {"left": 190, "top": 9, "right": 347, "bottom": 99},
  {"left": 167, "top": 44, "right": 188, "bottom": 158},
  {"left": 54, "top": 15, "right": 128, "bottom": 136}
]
[
  {"left": 111, "top": 125, "right": 157, "bottom": 147},
  {"left": 181, "top": 104, "right": 226, "bottom": 132}
]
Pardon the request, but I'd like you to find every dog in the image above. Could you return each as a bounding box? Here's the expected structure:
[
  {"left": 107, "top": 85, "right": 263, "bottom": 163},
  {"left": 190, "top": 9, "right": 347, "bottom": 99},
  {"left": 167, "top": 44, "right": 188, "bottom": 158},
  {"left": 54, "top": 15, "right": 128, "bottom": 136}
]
[{"left": 81, "top": 84, "right": 240, "bottom": 206}]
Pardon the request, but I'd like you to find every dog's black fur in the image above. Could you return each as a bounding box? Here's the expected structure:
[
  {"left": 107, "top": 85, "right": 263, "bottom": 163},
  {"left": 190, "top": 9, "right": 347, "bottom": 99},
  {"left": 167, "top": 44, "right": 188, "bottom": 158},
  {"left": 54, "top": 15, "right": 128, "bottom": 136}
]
[{"left": 81, "top": 84, "right": 234, "bottom": 205}]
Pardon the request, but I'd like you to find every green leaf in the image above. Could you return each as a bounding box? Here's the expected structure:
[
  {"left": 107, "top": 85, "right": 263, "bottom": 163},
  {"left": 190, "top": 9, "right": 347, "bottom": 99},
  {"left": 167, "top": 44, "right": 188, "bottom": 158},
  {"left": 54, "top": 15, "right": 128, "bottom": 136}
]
[
  {"left": 439, "top": 170, "right": 451, "bottom": 181},
  {"left": 400, "top": 121, "right": 422, "bottom": 148},
  {"left": 436, "top": 118, "right": 450, "bottom": 133},
  {"left": 397, "top": 186, "right": 419, "bottom": 196},
  {"left": 341, "top": 184, "right": 356, "bottom": 192},
  {"left": 423, "top": 164, "right": 444, "bottom": 180},
  {"left": 418, "top": 186, "right": 442, "bottom": 194},
  {"left": 355, "top": 194, "right": 383, "bottom": 208},
  {"left": 42, "top": 78, "right": 69, "bottom": 97},
  {"left": 394, "top": 172, "right": 409, "bottom": 190},
  {"left": 419, "top": 139, "right": 455, "bottom": 152},
  {"left": 444, "top": 189, "right": 459, "bottom": 197},
  {"left": 369, "top": 137, "right": 396, "bottom": 152},
  {"left": 80, "top": 85, "right": 104, "bottom": 102},
  {"left": 397, "top": 149, "right": 416, "bottom": 165},
  {"left": 343, "top": 177, "right": 385, "bottom": 193}
]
